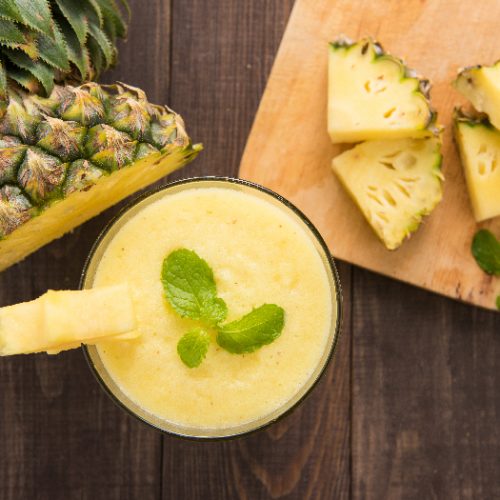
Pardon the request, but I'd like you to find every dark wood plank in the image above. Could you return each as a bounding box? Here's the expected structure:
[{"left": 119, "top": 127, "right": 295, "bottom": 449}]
[
  {"left": 0, "top": 1, "right": 170, "bottom": 498},
  {"left": 162, "top": 2, "right": 352, "bottom": 498},
  {"left": 352, "top": 269, "right": 500, "bottom": 499}
]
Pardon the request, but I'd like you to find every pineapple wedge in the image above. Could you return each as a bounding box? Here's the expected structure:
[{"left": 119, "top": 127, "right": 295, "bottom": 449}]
[
  {"left": 455, "top": 63, "right": 500, "bottom": 130},
  {"left": 328, "top": 37, "right": 438, "bottom": 143},
  {"left": 332, "top": 138, "right": 443, "bottom": 249},
  {"left": 454, "top": 111, "right": 500, "bottom": 221},
  {"left": 0, "top": 83, "right": 201, "bottom": 272},
  {"left": 0, "top": 284, "right": 138, "bottom": 356}
]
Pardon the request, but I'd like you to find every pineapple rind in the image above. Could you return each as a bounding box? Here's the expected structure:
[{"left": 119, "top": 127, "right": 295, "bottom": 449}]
[
  {"left": 332, "top": 138, "right": 443, "bottom": 250},
  {"left": 0, "top": 145, "right": 200, "bottom": 271},
  {"left": 328, "top": 38, "right": 438, "bottom": 143},
  {"left": 454, "top": 110, "right": 500, "bottom": 221}
]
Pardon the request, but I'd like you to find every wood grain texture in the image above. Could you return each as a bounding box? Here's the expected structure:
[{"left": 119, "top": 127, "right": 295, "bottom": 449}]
[
  {"left": 352, "top": 269, "right": 500, "bottom": 499},
  {"left": 239, "top": 0, "right": 500, "bottom": 310}
]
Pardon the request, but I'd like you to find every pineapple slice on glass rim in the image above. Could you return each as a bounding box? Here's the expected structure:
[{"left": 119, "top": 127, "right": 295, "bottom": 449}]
[
  {"left": 0, "top": 284, "right": 138, "bottom": 356},
  {"left": 332, "top": 137, "right": 444, "bottom": 250},
  {"left": 454, "top": 109, "right": 500, "bottom": 222},
  {"left": 328, "top": 37, "right": 439, "bottom": 143}
]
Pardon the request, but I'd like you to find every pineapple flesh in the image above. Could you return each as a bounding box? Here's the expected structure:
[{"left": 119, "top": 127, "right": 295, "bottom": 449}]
[
  {"left": 454, "top": 112, "right": 500, "bottom": 221},
  {"left": 0, "top": 83, "right": 201, "bottom": 271},
  {"left": 328, "top": 37, "right": 437, "bottom": 143},
  {"left": 0, "top": 284, "right": 138, "bottom": 356},
  {"left": 455, "top": 63, "right": 500, "bottom": 130},
  {"left": 332, "top": 138, "right": 443, "bottom": 250}
]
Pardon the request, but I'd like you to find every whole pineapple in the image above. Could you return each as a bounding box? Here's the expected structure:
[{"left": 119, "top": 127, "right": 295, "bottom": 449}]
[{"left": 0, "top": 0, "right": 201, "bottom": 271}]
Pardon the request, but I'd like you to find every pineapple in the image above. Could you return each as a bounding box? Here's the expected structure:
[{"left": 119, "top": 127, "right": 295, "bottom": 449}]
[
  {"left": 454, "top": 110, "right": 500, "bottom": 221},
  {"left": 0, "top": 284, "right": 138, "bottom": 356},
  {"left": 332, "top": 138, "right": 443, "bottom": 249},
  {"left": 0, "top": 1, "right": 201, "bottom": 271},
  {"left": 455, "top": 63, "right": 500, "bottom": 130},
  {"left": 328, "top": 37, "right": 438, "bottom": 143},
  {"left": 0, "top": 83, "right": 201, "bottom": 271}
]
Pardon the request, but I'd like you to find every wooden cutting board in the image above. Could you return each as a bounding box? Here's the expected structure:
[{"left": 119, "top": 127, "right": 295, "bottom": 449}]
[{"left": 239, "top": 0, "right": 500, "bottom": 310}]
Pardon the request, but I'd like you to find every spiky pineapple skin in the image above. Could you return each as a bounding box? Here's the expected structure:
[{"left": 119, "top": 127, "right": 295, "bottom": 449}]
[
  {"left": 328, "top": 37, "right": 439, "bottom": 143},
  {"left": 0, "top": 82, "right": 201, "bottom": 271}
]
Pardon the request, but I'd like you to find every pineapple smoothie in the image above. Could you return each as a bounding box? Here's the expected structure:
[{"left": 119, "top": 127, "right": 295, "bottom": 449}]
[{"left": 84, "top": 180, "right": 340, "bottom": 437}]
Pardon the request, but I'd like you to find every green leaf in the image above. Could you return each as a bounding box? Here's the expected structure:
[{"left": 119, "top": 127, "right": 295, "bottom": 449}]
[
  {"left": 0, "top": 0, "right": 23, "bottom": 23},
  {"left": 216, "top": 304, "right": 285, "bottom": 354},
  {"left": 86, "top": 35, "right": 102, "bottom": 77},
  {"left": 57, "top": 15, "right": 89, "bottom": 79},
  {"left": 0, "top": 18, "right": 24, "bottom": 43},
  {"left": 177, "top": 328, "right": 210, "bottom": 368},
  {"left": 36, "top": 30, "right": 71, "bottom": 71},
  {"left": 161, "top": 248, "right": 228, "bottom": 325},
  {"left": 471, "top": 229, "right": 500, "bottom": 276},
  {"left": 54, "top": 0, "right": 88, "bottom": 45},
  {"left": 496, "top": 295, "right": 500, "bottom": 311},
  {"left": 87, "top": 0, "right": 103, "bottom": 27},
  {"left": 88, "top": 23, "right": 113, "bottom": 66},
  {"left": 13, "top": 0, "right": 52, "bottom": 34},
  {"left": 0, "top": 59, "right": 8, "bottom": 99},
  {"left": 3, "top": 47, "right": 54, "bottom": 94},
  {"left": 97, "top": 0, "right": 127, "bottom": 39},
  {"left": 6, "top": 65, "right": 40, "bottom": 92}
]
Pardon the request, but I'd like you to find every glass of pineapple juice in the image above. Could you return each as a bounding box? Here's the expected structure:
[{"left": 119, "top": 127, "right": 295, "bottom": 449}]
[{"left": 81, "top": 178, "right": 342, "bottom": 439}]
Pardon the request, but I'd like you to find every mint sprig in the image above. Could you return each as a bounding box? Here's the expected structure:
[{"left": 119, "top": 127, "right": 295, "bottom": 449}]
[
  {"left": 216, "top": 304, "right": 285, "bottom": 354},
  {"left": 162, "top": 248, "right": 227, "bottom": 325},
  {"left": 161, "top": 248, "right": 285, "bottom": 367},
  {"left": 177, "top": 328, "right": 210, "bottom": 368}
]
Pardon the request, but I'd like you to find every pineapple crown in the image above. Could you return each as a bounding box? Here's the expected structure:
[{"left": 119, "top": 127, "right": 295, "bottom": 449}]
[{"left": 0, "top": 0, "right": 129, "bottom": 110}]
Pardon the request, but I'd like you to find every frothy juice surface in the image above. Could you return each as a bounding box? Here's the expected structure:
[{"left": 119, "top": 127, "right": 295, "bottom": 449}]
[{"left": 93, "top": 186, "right": 335, "bottom": 430}]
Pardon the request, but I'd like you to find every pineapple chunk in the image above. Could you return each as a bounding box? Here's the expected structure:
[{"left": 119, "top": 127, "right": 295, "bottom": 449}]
[
  {"left": 332, "top": 138, "right": 443, "bottom": 249},
  {"left": 455, "top": 64, "right": 500, "bottom": 130},
  {"left": 328, "top": 38, "right": 437, "bottom": 143},
  {"left": 454, "top": 113, "right": 500, "bottom": 221},
  {"left": 0, "top": 284, "right": 138, "bottom": 356}
]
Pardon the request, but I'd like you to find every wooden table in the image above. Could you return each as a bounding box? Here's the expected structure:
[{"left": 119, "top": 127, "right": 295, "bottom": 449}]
[{"left": 0, "top": 1, "right": 498, "bottom": 498}]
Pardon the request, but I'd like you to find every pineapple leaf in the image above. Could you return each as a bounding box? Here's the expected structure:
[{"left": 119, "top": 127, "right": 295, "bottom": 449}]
[
  {"left": 96, "top": 0, "right": 128, "bottom": 38},
  {"left": 0, "top": 0, "right": 23, "bottom": 23},
  {"left": 3, "top": 47, "right": 55, "bottom": 94},
  {"left": 86, "top": 36, "right": 103, "bottom": 77},
  {"left": 0, "top": 29, "right": 39, "bottom": 59},
  {"left": 6, "top": 65, "right": 41, "bottom": 92},
  {"left": 57, "top": 16, "right": 88, "bottom": 79},
  {"left": 13, "top": 0, "right": 53, "bottom": 35},
  {"left": 88, "top": 0, "right": 103, "bottom": 28},
  {"left": 0, "top": 59, "right": 7, "bottom": 98},
  {"left": 88, "top": 23, "right": 114, "bottom": 66},
  {"left": 0, "top": 18, "right": 25, "bottom": 44},
  {"left": 36, "top": 30, "right": 70, "bottom": 71},
  {"left": 54, "top": 0, "right": 88, "bottom": 46}
]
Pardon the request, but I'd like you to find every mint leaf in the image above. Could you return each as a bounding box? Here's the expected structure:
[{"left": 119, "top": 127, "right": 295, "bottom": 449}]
[
  {"left": 216, "top": 304, "right": 285, "bottom": 354},
  {"left": 162, "top": 249, "right": 227, "bottom": 325},
  {"left": 471, "top": 230, "right": 500, "bottom": 276},
  {"left": 177, "top": 328, "right": 210, "bottom": 368}
]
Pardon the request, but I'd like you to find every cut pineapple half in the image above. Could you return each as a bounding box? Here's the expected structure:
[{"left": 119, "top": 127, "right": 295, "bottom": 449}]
[
  {"left": 332, "top": 138, "right": 443, "bottom": 249},
  {"left": 455, "top": 63, "right": 500, "bottom": 130},
  {"left": 0, "top": 284, "right": 138, "bottom": 356},
  {"left": 0, "top": 83, "right": 202, "bottom": 272},
  {"left": 328, "top": 37, "right": 438, "bottom": 143},
  {"left": 454, "top": 111, "right": 500, "bottom": 221}
]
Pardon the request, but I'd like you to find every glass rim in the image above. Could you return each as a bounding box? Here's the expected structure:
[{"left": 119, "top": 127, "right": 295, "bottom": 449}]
[{"left": 80, "top": 176, "right": 343, "bottom": 440}]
